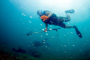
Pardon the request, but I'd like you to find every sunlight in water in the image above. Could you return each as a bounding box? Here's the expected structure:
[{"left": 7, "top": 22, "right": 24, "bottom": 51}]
[{"left": 40, "top": 0, "right": 73, "bottom": 8}]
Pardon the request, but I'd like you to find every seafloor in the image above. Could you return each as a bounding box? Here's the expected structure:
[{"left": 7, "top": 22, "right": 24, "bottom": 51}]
[
  {"left": 0, "top": 43, "right": 90, "bottom": 60},
  {"left": 0, "top": 45, "right": 40, "bottom": 60}
]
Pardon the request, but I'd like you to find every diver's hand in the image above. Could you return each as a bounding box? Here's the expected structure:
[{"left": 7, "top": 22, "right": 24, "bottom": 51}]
[{"left": 44, "top": 28, "right": 47, "bottom": 32}]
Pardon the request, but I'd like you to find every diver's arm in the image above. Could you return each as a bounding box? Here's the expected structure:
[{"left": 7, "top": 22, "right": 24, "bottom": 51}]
[{"left": 44, "top": 24, "right": 48, "bottom": 32}]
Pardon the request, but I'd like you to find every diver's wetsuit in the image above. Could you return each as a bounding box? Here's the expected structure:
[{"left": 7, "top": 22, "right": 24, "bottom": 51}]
[
  {"left": 39, "top": 10, "right": 82, "bottom": 38},
  {"left": 42, "top": 11, "right": 68, "bottom": 28}
]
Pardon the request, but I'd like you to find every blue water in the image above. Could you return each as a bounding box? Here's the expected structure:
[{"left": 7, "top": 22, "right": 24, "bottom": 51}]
[{"left": 0, "top": 0, "right": 90, "bottom": 60}]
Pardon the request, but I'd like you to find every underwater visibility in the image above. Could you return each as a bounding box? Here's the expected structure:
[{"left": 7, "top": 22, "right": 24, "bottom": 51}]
[{"left": 0, "top": 0, "right": 90, "bottom": 60}]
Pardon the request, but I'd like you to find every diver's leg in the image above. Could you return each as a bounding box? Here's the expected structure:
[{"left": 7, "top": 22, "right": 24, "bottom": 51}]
[
  {"left": 57, "top": 9, "right": 75, "bottom": 22},
  {"left": 65, "top": 25, "right": 82, "bottom": 38},
  {"left": 64, "top": 9, "right": 75, "bottom": 22},
  {"left": 57, "top": 16, "right": 70, "bottom": 23},
  {"left": 66, "top": 25, "right": 82, "bottom": 38},
  {"left": 59, "top": 23, "right": 82, "bottom": 38},
  {"left": 73, "top": 26, "right": 82, "bottom": 38},
  {"left": 65, "top": 25, "right": 74, "bottom": 28},
  {"left": 59, "top": 22, "right": 74, "bottom": 28},
  {"left": 65, "top": 13, "right": 71, "bottom": 22},
  {"left": 57, "top": 13, "right": 71, "bottom": 22}
]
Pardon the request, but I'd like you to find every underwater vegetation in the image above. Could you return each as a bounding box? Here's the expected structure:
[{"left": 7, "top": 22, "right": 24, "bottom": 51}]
[
  {"left": 11, "top": 38, "right": 49, "bottom": 58},
  {"left": 0, "top": 49, "right": 36, "bottom": 60},
  {"left": 12, "top": 47, "right": 42, "bottom": 58}
]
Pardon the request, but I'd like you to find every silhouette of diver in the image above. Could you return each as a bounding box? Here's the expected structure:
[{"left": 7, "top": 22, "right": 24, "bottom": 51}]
[{"left": 37, "top": 9, "right": 82, "bottom": 38}]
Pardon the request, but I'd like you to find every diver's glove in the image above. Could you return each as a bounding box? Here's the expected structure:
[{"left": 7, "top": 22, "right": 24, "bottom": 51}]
[{"left": 40, "top": 15, "right": 49, "bottom": 21}]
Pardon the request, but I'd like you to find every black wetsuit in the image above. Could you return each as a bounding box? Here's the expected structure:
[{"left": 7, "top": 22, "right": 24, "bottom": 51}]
[
  {"left": 42, "top": 11, "right": 68, "bottom": 28},
  {"left": 40, "top": 11, "right": 83, "bottom": 38}
]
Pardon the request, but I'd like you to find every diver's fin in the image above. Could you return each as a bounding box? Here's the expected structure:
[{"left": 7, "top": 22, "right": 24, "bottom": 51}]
[
  {"left": 65, "top": 9, "right": 75, "bottom": 13},
  {"left": 74, "top": 26, "right": 82, "bottom": 38}
]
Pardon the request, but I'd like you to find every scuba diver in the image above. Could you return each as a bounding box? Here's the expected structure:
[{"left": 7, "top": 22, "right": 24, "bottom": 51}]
[{"left": 37, "top": 9, "right": 82, "bottom": 38}]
